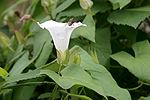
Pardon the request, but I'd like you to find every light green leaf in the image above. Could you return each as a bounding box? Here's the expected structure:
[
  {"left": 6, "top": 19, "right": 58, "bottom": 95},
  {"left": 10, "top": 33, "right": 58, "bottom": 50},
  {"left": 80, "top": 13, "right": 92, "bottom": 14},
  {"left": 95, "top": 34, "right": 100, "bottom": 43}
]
[
  {"left": 35, "top": 36, "right": 53, "bottom": 67},
  {"left": 111, "top": 40, "right": 150, "bottom": 83},
  {"left": 108, "top": 6, "right": 150, "bottom": 28},
  {"left": 67, "top": 93, "right": 92, "bottom": 100},
  {"left": 9, "top": 52, "right": 30, "bottom": 76},
  {"left": 31, "top": 23, "right": 53, "bottom": 68},
  {"left": 72, "top": 15, "right": 95, "bottom": 42},
  {"left": 0, "top": 67, "right": 8, "bottom": 79},
  {"left": 40, "top": 65, "right": 107, "bottom": 99},
  {"left": 40, "top": 46, "right": 131, "bottom": 100},
  {"left": 108, "top": 0, "right": 131, "bottom": 9},
  {"left": 5, "top": 70, "right": 40, "bottom": 84},
  {"left": 77, "top": 46, "right": 131, "bottom": 100},
  {"left": 139, "top": 96, "right": 150, "bottom": 100},
  {"left": 9, "top": 27, "right": 49, "bottom": 76}
]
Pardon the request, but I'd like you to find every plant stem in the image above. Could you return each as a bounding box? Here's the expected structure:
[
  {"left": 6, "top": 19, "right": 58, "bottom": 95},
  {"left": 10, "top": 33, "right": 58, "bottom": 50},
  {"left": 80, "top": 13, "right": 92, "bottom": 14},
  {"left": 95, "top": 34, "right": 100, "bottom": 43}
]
[
  {"left": 51, "top": 63, "right": 62, "bottom": 100},
  {"left": 51, "top": 84, "right": 59, "bottom": 100}
]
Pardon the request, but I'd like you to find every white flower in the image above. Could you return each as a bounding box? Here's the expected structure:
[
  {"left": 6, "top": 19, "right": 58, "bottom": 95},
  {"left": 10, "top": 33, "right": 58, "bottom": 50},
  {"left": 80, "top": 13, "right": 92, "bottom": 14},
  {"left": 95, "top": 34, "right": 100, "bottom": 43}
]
[{"left": 37, "top": 20, "right": 86, "bottom": 53}]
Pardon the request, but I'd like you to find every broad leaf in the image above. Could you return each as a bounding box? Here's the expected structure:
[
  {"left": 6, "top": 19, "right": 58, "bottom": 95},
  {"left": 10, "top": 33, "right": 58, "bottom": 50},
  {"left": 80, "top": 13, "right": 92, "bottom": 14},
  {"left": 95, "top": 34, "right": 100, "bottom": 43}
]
[
  {"left": 40, "top": 46, "right": 131, "bottom": 100},
  {"left": 31, "top": 23, "right": 53, "bottom": 68},
  {"left": 77, "top": 46, "right": 131, "bottom": 100},
  {"left": 72, "top": 15, "right": 95, "bottom": 42},
  {"left": 108, "top": 6, "right": 150, "bottom": 28},
  {"left": 108, "top": 0, "right": 131, "bottom": 9},
  {"left": 40, "top": 65, "right": 107, "bottom": 99},
  {"left": 111, "top": 40, "right": 150, "bottom": 83}
]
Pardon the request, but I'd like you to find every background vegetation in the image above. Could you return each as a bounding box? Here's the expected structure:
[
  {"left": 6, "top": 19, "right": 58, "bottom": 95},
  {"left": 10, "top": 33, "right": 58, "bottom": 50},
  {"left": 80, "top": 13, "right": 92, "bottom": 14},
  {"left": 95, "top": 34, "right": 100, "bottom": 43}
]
[{"left": 0, "top": 0, "right": 150, "bottom": 100}]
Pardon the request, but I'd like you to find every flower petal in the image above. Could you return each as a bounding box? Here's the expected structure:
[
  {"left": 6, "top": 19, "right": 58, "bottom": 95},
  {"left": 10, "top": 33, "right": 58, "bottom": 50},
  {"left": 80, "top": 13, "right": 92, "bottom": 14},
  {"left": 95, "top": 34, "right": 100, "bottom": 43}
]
[{"left": 37, "top": 20, "right": 86, "bottom": 52}]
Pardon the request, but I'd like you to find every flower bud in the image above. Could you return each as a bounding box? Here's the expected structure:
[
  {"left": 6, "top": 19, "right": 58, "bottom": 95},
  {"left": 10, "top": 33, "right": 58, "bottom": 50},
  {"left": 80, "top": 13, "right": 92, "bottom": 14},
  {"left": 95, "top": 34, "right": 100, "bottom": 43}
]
[{"left": 79, "top": 0, "right": 93, "bottom": 10}]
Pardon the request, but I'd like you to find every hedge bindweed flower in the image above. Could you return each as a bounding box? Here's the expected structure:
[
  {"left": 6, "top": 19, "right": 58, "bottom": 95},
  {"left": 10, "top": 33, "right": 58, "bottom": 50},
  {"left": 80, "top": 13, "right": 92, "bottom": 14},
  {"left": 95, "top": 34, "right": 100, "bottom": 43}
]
[
  {"left": 37, "top": 20, "right": 86, "bottom": 63},
  {"left": 37, "top": 20, "right": 86, "bottom": 52}
]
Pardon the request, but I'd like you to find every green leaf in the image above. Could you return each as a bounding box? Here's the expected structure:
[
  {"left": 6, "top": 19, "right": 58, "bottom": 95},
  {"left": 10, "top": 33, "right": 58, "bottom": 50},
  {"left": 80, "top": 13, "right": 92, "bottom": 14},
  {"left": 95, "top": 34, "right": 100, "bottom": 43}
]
[
  {"left": 94, "top": 27, "right": 112, "bottom": 66},
  {"left": 0, "top": 67, "right": 8, "bottom": 79},
  {"left": 111, "top": 40, "right": 150, "bottom": 83},
  {"left": 12, "top": 85, "right": 35, "bottom": 100},
  {"left": 38, "top": 92, "right": 51, "bottom": 99},
  {"left": 1, "top": 89, "right": 12, "bottom": 100},
  {"left": 52, "top": 0, "right": 76, "bottom": 18},
  {"left": 108, "top": 6, "right": 150, "bottom": 28},
  {"left": 139, "top": 96, "right": 150, "bottom": 100},
  {"left": 108, "top": 0, "right": 131, "bottom": 9},
  {"left": 56, "top": 1, "right": 111, "bottom": 20},
  {"left": 77, "top": 46, "right": 131, "bottom": 100},
  {"left": 0, "top": 32, "right": 12, "bottom": 50},
  {"left": 92, "top": 1, "right": 112, "bottom": 13},
  {"left": 72, "top": 15, "right": 95, "bottom": 42},
  {"left": 38, "top": 92, "right": 60, "bottom": 99},
  {"left": 40, "top": 65, "right": 107, "bottom": 99},
  {"left": 40, "top": 46, "right": 131, "bottom": 100},
  {"left": 56, "top": 5, "right": 86, "bottom": 20},
  {"left": 72, "top": 95, "right": 92, "bottom": 100},
  {"left": 9, "top": 52, "right": 30, "bottom": 76},
  {"left": 31, "top": 23, "right": 53, "bottom": 68},
  {"left": 11, "top": 78, "right": 41, "bottom": 100},
  {"left": 41, "top": 60, "right": 60, "bottom": 72},
  {"left": 5, "top": 70, "right": 40, "bottom": 84},
  {"left": 14, "top": 31, "right": 25, "bottom": 44},
  {"left": 35, "top": 36, "right": 53, "bottom": 67},
  {"left": 67, "top": 92, "right": 92, "bottom": 100},
  {"left": 4, "top": 44, "right": 24, "bottom": 71}
]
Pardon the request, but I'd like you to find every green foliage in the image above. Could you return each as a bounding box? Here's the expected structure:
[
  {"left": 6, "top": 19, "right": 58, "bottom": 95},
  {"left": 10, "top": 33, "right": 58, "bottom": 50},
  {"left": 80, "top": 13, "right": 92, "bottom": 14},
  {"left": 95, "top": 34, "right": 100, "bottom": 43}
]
[
  {"left": 139, "top": 96, "right": 150, "bottom": 100},
  {"left": 0, "top": 0, "right": 150, "bottom": 100},
  {"left": 111, "top": 40, "right": 150, "bottom": 83},
  {"left": 0, "top": 67, "right": 8, "bottom": 79},
  {"left": 72, "top": 15, "right": 95, "bottom": 42},
  {"left": 108, "top": 5, "right": 150, "bottom": 28},
  {"left": 108, "top": 0, "right": 131, "bottom": 9},
  {"left": 41, "top": 46, "right": 131, "bottom": 100}
]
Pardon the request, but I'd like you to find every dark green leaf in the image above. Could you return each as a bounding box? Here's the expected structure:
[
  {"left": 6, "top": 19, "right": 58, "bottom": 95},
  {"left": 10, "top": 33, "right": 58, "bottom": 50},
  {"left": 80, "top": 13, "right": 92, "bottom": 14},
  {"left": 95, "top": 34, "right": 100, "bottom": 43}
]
[{"left": 94, "top": 27, "right": 112, "bottom": 66}]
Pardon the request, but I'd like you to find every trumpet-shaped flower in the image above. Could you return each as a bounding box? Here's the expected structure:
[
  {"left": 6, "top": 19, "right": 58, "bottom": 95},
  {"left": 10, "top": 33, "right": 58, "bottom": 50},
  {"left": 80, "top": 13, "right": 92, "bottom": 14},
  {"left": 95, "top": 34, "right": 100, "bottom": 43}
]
[{"left": 37, "top": 20, "right": 86, "bottom": 53}]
